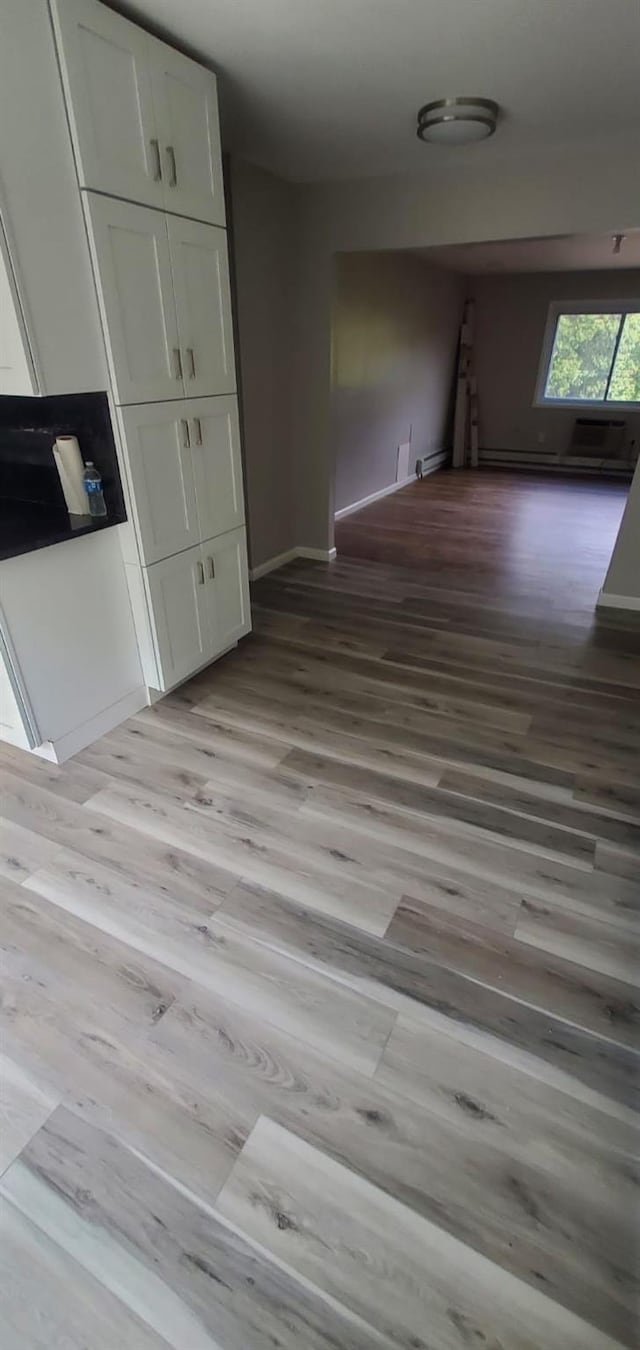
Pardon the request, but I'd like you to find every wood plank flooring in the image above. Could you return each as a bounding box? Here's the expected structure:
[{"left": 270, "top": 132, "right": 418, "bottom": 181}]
[{"left": 1, "top": 471, "right": 639, "bottom": 1348}]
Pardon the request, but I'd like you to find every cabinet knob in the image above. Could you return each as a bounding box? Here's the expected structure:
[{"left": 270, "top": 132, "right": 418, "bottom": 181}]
[
  {"left": 173, "top": 348, "right": 183, "bottom": 381},
  {"left": 207, "top": 555, "right": 215, "bottom": 579},
  {"left": 196, "top": 560, "right": 205, "bottom": 586},
  {"left": 187, "top": 347, "right": 196, "bottom": 380},
  {"left": 193, "top": 417, "right": 203, "bottom": 446},
  {"left": 150, "top": 138, "right": 162, "bottom": 182},
  {"left": 180, "top": 418, "right": 190, "bottom": 448},
  {"left": 166, "top": 145, "right": 178, "bottom": 187}
]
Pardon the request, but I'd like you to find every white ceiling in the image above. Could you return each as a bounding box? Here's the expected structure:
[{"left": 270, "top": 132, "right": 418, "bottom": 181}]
[
  {"left": 111, "top": 0, "right": 640, "bottom": 182},
  {"left": 417, "top": 232, "right": 640, "bottom": 274}
]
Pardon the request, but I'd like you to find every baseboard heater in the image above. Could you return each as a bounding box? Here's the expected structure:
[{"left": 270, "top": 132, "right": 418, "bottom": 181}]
[{"left": 566, "top": 418, "right": 626, "bottom": 459}]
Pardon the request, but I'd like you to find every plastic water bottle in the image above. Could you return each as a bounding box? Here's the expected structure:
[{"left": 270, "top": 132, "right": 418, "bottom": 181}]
[{"left": 83, "top": 461, "right": 107, "bottom": 518}]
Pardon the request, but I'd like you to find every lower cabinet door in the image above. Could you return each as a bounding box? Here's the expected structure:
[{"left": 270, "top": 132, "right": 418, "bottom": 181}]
[
  {"left": 202, "top": 527, "right": 251, "bottom": 656},
  {"left": 144, "top": 545, "right": 211, "bottom": 689},
  {"left": 189, "top": 395, "right": 245, "bottom": 540}
]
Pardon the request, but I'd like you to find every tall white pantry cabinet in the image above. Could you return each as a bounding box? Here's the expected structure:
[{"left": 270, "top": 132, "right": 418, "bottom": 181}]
[{"left": 50, "top": 0, "right": 251, "bottom": 691}]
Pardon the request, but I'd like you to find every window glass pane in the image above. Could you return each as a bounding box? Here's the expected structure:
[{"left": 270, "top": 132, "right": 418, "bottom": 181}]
[
  {"left": 607, "top": 312, "right": 640, "bottom": 402},
  {"left": 544, "top": 312, "right": 620, "bottom": 401}
]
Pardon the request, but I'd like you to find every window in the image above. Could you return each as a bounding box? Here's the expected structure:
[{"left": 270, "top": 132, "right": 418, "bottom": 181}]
[{"left": 536, "top": 301, "right": 640, "bottom": 408}]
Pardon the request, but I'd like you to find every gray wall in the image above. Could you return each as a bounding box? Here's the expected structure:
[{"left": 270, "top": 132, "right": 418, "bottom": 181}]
[
  {"left": 603, "top": 457, "right": 640, "bottom": 601},
  {"left": 288, "top": 139, "right": 639, "bottom": 554},
  {"left": 229, "top": 158, "right": 298, "bottom": 571},
  {"left": 229, "top": 140, "right": 638, "bottom": 597},
  {"left": 331, "top": 252, "right": 464, "bottom": 513},
  {"left": 471, "top": 269, "right": 640, "bottom": 460}
]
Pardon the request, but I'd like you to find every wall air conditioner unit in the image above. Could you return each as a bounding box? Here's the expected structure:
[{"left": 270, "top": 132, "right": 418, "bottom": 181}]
[{"left": 567, "top": 418, "right": 626, "bottom": 459}]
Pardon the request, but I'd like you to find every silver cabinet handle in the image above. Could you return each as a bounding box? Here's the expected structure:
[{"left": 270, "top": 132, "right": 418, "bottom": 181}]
[
  {"left": 207, "top": 555, "right": 215, "bottom": 579},
  {"left": 186, "top": 347, "right": 196, "bottom": 380},
  {"left": 166, "top": 145, "right": 177, "bottom": 186},
  {"left": 173, "top": 347, "right": 183, "bottom": 381},
  {"left": 150, "top": 138, "right": 162, "bottom": 181},
  {"left": 193, "top": 417, "right": 203, "bottom": 445},
  {"left": 180, "top": 418, "right": 190, "bottom": 448},
  {"left": 196, "top": 560, "right": 205, "bottom": 585}
]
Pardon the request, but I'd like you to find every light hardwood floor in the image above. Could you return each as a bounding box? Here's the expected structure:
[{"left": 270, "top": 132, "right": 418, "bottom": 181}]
[{"left": 1, "top": 470, "right": 639, "bottom": 1349}]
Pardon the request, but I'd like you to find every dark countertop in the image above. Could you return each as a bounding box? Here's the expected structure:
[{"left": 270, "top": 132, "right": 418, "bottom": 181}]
[
  {"left": 0, "top": 499, "right": 122, "bottom": 562},
  {"left": 0, "top": 389, "right": 127, "bottom": 562}
]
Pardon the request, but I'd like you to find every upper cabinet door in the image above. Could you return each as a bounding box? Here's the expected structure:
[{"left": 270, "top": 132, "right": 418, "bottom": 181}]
[
  {"left": 203, "top": 526, "right": 252, "bottom": 656},
  {"left": 50, "top": 0, "right": 164, "bottom": 209},
  {"left": 190, "top": 396, "right": 245, "bottom": 542},
  {"left": 168, "top": 216, "right": 236, "bottom": 399},
  {"left": 118, "top": 401, "right": 199, "bottom": 565},
  {"left": 84, "top": 194, "right": 182, "bottom": 404},
  {"left": 151, "top": 43, "right": 225, "bottom": 227}
]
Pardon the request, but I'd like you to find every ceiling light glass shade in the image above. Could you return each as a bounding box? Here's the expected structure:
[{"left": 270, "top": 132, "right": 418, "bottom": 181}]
[{"left": 417, "top": 98, "right": 499, "bottom": 145}]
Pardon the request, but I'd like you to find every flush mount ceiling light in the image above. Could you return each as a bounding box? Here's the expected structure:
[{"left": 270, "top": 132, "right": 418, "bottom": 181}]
[{"left": 417, "top": 97, "right": 499, "bottom": 145}]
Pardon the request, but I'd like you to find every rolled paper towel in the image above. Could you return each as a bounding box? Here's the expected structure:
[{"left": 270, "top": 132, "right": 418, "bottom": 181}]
[{"left": 52, "top": 435, "right": 89, "bottom": 515}]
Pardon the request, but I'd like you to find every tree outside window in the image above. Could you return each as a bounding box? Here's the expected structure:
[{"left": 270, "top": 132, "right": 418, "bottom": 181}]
[{"left": 542, "top": 307, "right": 640, "bottom": 405}]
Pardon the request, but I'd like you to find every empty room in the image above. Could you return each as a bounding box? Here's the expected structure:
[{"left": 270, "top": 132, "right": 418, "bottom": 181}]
[{"left": 1, "top": 2, "right": 639, "bottom": 1348}]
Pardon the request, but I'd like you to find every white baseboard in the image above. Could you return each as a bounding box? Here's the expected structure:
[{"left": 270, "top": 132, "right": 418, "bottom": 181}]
[
  {"left": 250, "top": 545, "right": 336, "bottom": 580},
  {"left": 296, "top": 546, "right": 337, "bottom": 563},
  {"left": 334, "top": 473, "right": 416, "bottom": 521},
  {"left": 249, "top": 548, "right": 299, "bottom": 581},
  {"left": 33, "top": 685, "right": 149, "bottom": 764},
  {"left": 596, "top": 589, "right": 640, "bottom": 613}
]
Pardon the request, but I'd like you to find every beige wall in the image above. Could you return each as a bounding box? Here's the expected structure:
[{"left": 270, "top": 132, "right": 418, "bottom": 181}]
[
  {"left": 229, "top": 158, "right": 298, "bottom": 570},
  {"left": 331, "top": 253, "right": 464, "bottom": 512},
  {"left": 471, "top": 270, "right": 640, "bottom": 459}
]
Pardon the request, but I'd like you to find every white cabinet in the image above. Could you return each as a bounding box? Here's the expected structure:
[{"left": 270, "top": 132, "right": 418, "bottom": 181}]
[
  {"left": 84, "top": 194, "right": 180, "bottom": 404},
  {"left": 143, "top": 545, "right": 211, "bottom": 688},
  {"left": 191, "top": 396, "right": 245, "bottom": 541},
  {"left": 51, "top": 0, "right": 225, "bottom": 226},
  {"left": 50, "top": 0, "right": 164, "bottom": 210},
  {"left": 168, "top": 216, "right": 235, "bottom": 399},
  {"left": 143, "top": 527, "right": 250, "bottom": 689},
  {"left": 118, "top": 401, "right": 201, "bottom": 564},
  {"left": 84, "top": 196, "right": 235, "bottom": 405},
  {"left": 204, "top": 527, "right": 251, "bottom": 654},
  {"left": 152, "top": 43, "right": 225, "bottom": 227},
  {"left": 0, "top": 217, "right": 39, "bottom": 396},
  {"left": 118, "top": 395, "right": 244, "bottom": 566}
]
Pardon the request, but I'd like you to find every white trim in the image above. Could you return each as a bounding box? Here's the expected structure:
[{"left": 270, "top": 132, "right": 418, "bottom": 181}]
[
  {"left": 249, "top": 548, "right": 299, "bottom": 581},
  {"left": 249, "top": 546, "right": 336, "bottom": 580},
  {"left": 334, "top": 473, "right": 416, "bottom": 520},
  {"left": 596, "top": 589, "right": 640, "bottom": 613},
  {"left": 296, "top": 546, "right": 337, "bottom": 563},
  {"left": 32, "top": 685, "right": 149, "bottom": 764}
]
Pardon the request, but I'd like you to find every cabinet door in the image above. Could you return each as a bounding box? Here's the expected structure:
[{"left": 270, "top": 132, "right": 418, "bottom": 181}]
[
  {"left": 119, "top": 402, "right": 199, "bottom": 565},
  {"left": 0, "top": 226, "right": 38, "bottom": 396},
  {"left": 203, "top": 527, "right": 251, "bottom": 656},
  {"left": 144, "top": 546, "right": 211, "bottom": 689},
  {"left": 51, "top": 0, "right": 164, "bottom": 209},
  {"left": 168, "top": 216, "right": 235, "bottom": 399},
  {"left": 84, "top": 195, "right": 182, "bottom": 404},
  {"left": 151, "top": 43, "right": 225, "bottom": 226},
  {"left": 190, "top": 396, "right": 245, "bottom": 541}
]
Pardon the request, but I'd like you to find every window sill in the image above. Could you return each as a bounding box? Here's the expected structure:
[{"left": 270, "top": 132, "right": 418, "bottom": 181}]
[{"left": 533, "top": 399, "right": 640, "bottom": 413}]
